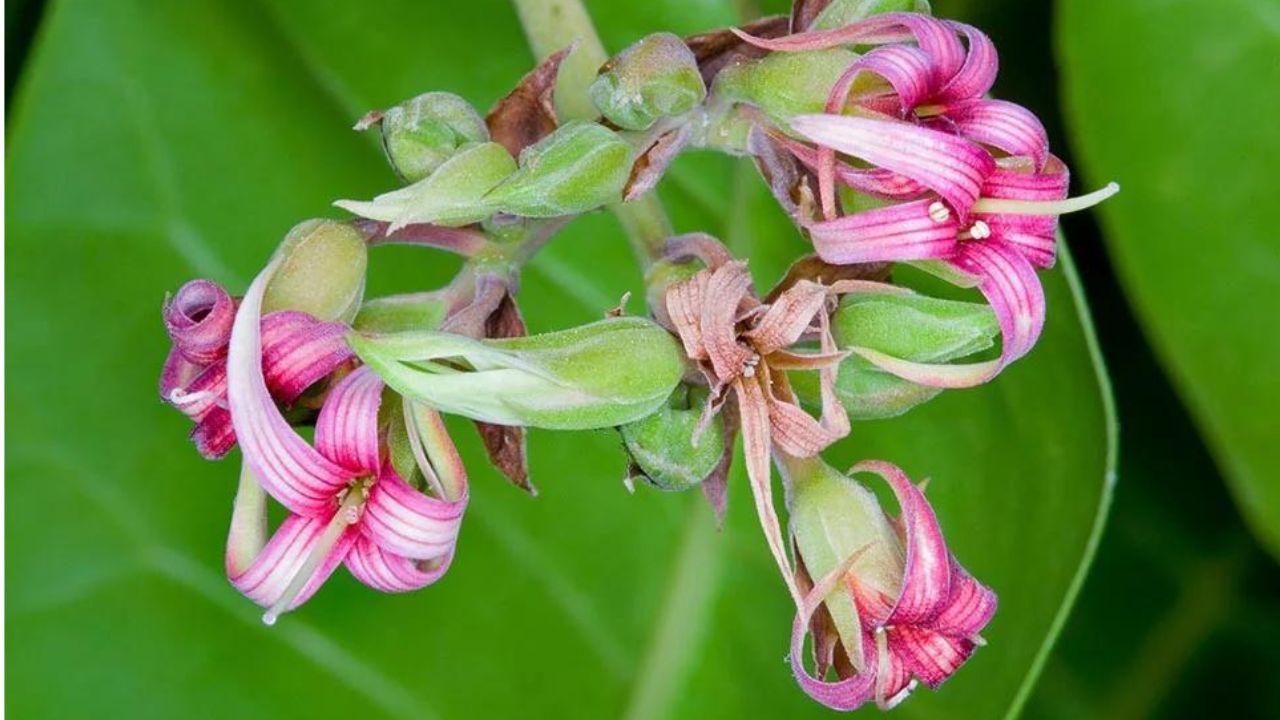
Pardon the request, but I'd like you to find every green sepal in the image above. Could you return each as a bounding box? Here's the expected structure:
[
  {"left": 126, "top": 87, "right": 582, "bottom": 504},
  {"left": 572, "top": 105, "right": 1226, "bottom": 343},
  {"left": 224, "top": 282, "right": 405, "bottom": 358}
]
[
  {"left": 589, "top": 32, "right": 706, "bottom": 131},
  {"left": 263, "top": 219, "right": 367, "bottom": 322},
  {"left": 374, "top": 92, "right": 489, "bottom": 183},
  {"left": 484, "top": 121, "right": 632, "bottom": 217},
  {"left": 621, "top": 386, "right": 724, "bottom": 492}
]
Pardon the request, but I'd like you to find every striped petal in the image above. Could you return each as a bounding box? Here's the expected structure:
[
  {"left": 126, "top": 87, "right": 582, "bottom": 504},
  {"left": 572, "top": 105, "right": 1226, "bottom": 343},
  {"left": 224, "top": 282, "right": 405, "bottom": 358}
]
[
  {"left": 936, "top": 21, "right": 998, "bottom": 102},
  {"left": 227, "top": 259, "right": 355, "bottom": 516},
  {"left": 191, "top": 407, "right": 236, "bottom": 459},
  {"left": 952, "top": 240, "right": 1045, "bottom": 365},
  {"left": 807, "top": 199, "right": 959, "bottom": 265},
  {"left": 886, "top": 625, "right": 977, "bottom": 689},
  {"left": 831, "top": 45, "right": 935, "bottom": 115},
  {"left": 746, "top": 280, "right": 827, "bottom": 355},
  {"left": 228, "top": 513, "right": 356, "bottom": 612},
  {"left": 260, "top": 311, "right": 355, "bottom": 403},
  {"left": 789, "top": 542, "right": 876, "bottom": 711},
  {"left": 345, "top": 535, "right": 453, "bottom": 593},
  {"left": 791, "top": 114, "right": 995, "bottom": 220},
  {"left": 164, "top": 279, "right": 235, "bottom": 365},
  {"left": 361, "top": 464, "right": 466, "bottom": 561},
  {"left": 777, "top": 134, "right": 924, "bottom": 200},
  {"left": 930, "top": 560, "right": 998, "bottom": 638},
  {"left": 942, "top": 99, "right": 1049, "bottom": 169},
  {"left": 701, "top": 263, "right": 758, "bottom": 382},
  {"left": 731, "top": 13, "right": 913, "bottom": 53},
  {"left": 851, "top": 461, "right": 952, "bottom": 626},
  {"left": 314, "top": 365, "right": 383, "bottom": 475}
]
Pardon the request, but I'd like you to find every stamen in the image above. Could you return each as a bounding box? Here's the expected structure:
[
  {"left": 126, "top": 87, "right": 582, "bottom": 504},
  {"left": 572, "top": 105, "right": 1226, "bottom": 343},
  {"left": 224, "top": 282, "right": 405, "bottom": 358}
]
[
  {"left": 261, "top": 485, "right": 366, "bottom": 625},
  {"left": 927, "top": 201, "right": 951, "bottom": 223},
  {"left": 741, "top": 354, "right": 761, "bottom": 378},
  {"left": 971, "top": 182, "right": 1119, "bottom": 216},
  {"left": 968, "top": 221, "right": 991, "bottom": 240},
  {"left": 168, "top": 387, "right": 215, "bottom": 406}
]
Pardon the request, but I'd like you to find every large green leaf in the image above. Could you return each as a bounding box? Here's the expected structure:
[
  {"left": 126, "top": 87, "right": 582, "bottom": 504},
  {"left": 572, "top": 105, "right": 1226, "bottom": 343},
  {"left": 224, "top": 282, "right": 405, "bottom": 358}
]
[
  {"left": 1057, "top": 0, "right": 1280, "bottom": 558},
  {"left": 7, "top": 1, "right": 1112, "bottom": 718}
]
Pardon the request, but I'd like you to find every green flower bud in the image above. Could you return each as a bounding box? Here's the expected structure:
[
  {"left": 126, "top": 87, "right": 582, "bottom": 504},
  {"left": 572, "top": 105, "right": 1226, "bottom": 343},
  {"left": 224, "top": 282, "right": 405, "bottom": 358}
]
[
  {"left": 621, "top": 386, "right": 724, "bottom": 492},
  {"left": 713, "top": 48, "right": 858, "bottom": 126},
  {"left": 809, "top": 0, "right": 933, "bottom": 31},
  {"left": 353, "top": 293, "right": 449, "bottom": 334},
  {"left": 348, "top": 316, "right": 685, "bottom": 430},
  {"left": 263, "top": 219, "right": 367, "bottom": 322},
  {"left": 589, "top": 33, "right": 706, "bottom": 131},
  {"left": 334, "top": 141, "right": 516, "bottom": 229},
  {"left": 484, "top": 121, "right": 632, "bottom": 217},
  {"left": 793, "top": 291, "right": 997, "bottom": 419},
  {"left": 374, "top": 92, "right": 490, "bottom": 183}
]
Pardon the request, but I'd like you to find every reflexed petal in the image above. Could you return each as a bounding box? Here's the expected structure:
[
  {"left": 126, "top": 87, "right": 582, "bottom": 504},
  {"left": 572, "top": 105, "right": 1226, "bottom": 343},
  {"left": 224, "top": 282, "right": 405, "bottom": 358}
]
[
  {"left": 831, "top": 45, "right": 935, "bottom": 114},
  {"left": 886, "top": 625, "right": 977, "bottom": 689},
  {"left": 346, "top": 535, "right": 453, "bottom": 592},
  {"left": 777, "top": 134, "right": 924, "bottom": 200},
  {"left": 936, "top": 21, "right": 998, "bottom": 102},
  {"left": 737, "top": 376, "right": 803, "bottom": 606},
  {"left": 851, "top": 460, "right": 952, "bottom": 625},
  {"left": 701, "top": 263, "right": 757, "bottom": 382},
  {"left": 362, "top": 465, "right": 466, "bottom": 561},
  {"left": 164, "top": 278, "right": 235, "bottom": 364},
  {"left": 731, "top": 13, "right": 913, "bottom": 53},
  {"left": 789, "top": 543, "right": 876, "bottom": 711},
  {"left": 952, "top": 240, "right": 1045, "bottom": 364},
  {"left": 191, "top": 407, "right": 236, "bottom": 460},
  {"left": 314, "top": 365, "right": 384, "bottom": 474},
  {"left": 942, "top": 99, "right": 1049, "bottom": 169},
  {"left": 260, "top": 311, "right": 355, "bottom": 403},
  {"left": 746, "top": 280, "right": 827, "bottom": 355},
  {"left": 227, "top": 260, "right": 355, "bottom": 515},
  {"left": 228, "top": 513, "right": 356, "bottom": 611},
  {"left": 164, "top": 360, "right": 226, "bottom": 422},
  {"left": 807, "top": 198, "right": 959, "bottom": 265},
  {"left": 665, "top": 270, "right": 710, "bottom": 362},
  {"left": 791, "top": 114, "right": 995, "bottom": 219},
  {"left": 986, "top": 213, "right": 1058, "bottom": 268},
  {"left": 930, "top": 560, "right": 998, "bottom": 638},
  {"left": 874, "top": 629, "right": 917, "bottom": 709},
  {"left": 768, "top": 399, "right": 842, "bottom": 457}
]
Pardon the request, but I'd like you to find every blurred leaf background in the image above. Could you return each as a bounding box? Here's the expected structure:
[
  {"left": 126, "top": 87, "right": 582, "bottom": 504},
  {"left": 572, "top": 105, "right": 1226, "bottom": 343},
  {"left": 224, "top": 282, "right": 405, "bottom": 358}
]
[{"left": 5, "top": 0, "right": 1278, "bottom": 718}]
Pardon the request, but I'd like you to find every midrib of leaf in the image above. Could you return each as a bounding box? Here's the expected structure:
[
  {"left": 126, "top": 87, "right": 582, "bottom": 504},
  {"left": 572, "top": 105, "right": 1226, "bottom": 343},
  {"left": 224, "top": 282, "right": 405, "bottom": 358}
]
[{"left": 13, "top": 448, "right": 435, "bottom": 720}]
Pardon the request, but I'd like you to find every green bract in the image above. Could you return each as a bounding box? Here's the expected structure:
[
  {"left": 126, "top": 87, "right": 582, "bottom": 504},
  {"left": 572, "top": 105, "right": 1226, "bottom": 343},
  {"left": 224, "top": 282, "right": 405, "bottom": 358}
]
[
  {"left": 263, "top": 219, "right": 367, "bottom": 322},
  {"left": 794, "top": 291, "right": 998, "bottom": 419},
  {"left": 713, "top": 48, "right": 858, "bottom": 127},
  {"left": 621, "top": 386, "right": 724, "bottom": 491},
  {"left": 808, "top": 0, "right": 933, "bottom": 31},
  {"left": 484, "top": 121, "right": 632, "bottom": 217},
  {"left": 375, "top": 92, "right": 490, "bottom": 183},
  {"left": 353, "top": 292, "right": 449, "bottom": 334},
  {"left": 348, "top": 316, "right": 685, "bottom": 430},
  {"left": 334, "top": 141, "right": 516, "bottom": 229},
  {"left": 589, "top": 32, "right": 706, "bottom": 131}
]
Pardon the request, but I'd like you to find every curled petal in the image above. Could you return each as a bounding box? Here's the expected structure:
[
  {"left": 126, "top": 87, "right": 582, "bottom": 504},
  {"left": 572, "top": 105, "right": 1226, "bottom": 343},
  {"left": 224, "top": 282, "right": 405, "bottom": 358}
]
[
  {"left": 886, "top": 625, "right": 977, "bottom": 689},
  {"left": 662, "top": 232, "right": 736, "bottom": 270},
  {"left": 701, "top": 263, "right": 758, "bottom": 382},
  {"left": 191, "top": 407, "right": 236, "bottom": 459},
  {"left": 229, "top": 513, "right": 356, "bottom": 612},
  {"left": 345, "top": 535, "right": 453, "bottom": 592},
  {"left": 768, "top": 398, "right": 842, "bottom": 457},
  {"left": 362, "top": 465, "right": 466, "bottom": 561},
  {"left": 227, "top": 259, "right": 355, "bottom": 516},
  {"left": 832, "top": 45, "right": 935, "bottom": 115},
  {"left": 942, "top": 99, "right": 1048, "bottom": 169},
  {"left": 851, "top": 460, "right": 951, "bottom": 625},
  {"left": 874, "top": 630, "right": 917, "bottom": 709},
  {"left": 777, "top": 134, "right": 924, "bottom": 200},
  {"left": 806, "top": 199, "right": 959, "bottom": 265},
  {"left": 931, "top": 560, "right": 998, "bottom": 638},
  {"left": 164, "top": 279, "right": 235, "bottom": 365},
  {"left": 936, "top": 22, "right": 998, "bottom": 102},
  {"left": 731, "top": 13, "right": 913, "bottom": 53},
  {"left": 789, "top": 543, "right": 876, "bottom": 711},
  {"left": 791, "top": 114, "right": 995, "bottom": 220},
  {"left": 314, "top": 365, "right": 384, "bottom": 475},
  {"left": 746, "top": 280, "right": 827, "bottom": 355},
  {"left": 953, "top": 240, "right": 1045, "bottom": 365},
  {"left": 987, "top": 214, "right": 1058, "bottom": 268},
  {"left": 260, "top": 311, "right": 356, "bottom": 402}
]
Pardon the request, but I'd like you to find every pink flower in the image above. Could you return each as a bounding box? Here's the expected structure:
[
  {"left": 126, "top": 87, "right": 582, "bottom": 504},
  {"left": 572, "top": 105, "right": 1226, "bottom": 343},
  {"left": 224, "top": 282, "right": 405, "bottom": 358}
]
[
  {"left": 787, "top": 459, "right": 995, "bottom": 711},
  {"left": 224, "top": 260, "right": 467, "bottom": 623},
  {"left": 159, "top": 279, "right": 354, "bottom": 458},
  {"left": 735, "top": 12, "right": 1117, "bottom": 387}
]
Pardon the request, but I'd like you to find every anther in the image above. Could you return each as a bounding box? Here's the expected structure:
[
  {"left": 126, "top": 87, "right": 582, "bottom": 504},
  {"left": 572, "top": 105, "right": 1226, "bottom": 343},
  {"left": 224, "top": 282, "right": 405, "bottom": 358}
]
[{"left": 927, "top": 201, "right": 951, "bottom": 223}]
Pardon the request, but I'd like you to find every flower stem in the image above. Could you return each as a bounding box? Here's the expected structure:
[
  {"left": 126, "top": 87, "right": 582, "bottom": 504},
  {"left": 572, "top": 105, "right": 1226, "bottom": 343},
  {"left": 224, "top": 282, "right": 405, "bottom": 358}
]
[{"left": 511, "top": 0, "right": 675, "bottom": 269}]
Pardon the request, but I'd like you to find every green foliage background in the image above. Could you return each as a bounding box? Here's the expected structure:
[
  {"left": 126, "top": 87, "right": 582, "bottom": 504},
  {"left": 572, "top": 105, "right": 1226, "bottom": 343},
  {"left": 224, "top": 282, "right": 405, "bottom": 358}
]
[{"left": 5, "top": 0, "right": 1278, "bottom": 718}]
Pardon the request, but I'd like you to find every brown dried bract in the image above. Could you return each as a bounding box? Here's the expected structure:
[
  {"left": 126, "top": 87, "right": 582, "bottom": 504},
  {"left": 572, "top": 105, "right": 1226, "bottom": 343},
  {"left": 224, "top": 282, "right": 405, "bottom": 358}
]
[
  {"left": 624, "top": 125, "right": 693, "bottom": 202},
  {"left": 486, "top": 46, "right": 572, "bottom": 157},
  {"left": 683, "top": 15, "right": 789, "bottom": 85}
]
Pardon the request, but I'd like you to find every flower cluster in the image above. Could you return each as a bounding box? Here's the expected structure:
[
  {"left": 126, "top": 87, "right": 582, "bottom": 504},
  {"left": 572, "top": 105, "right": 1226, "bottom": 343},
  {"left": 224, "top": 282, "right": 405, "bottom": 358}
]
[{"left": 157, "top": 0, "right": 1110, "bottom": 713}]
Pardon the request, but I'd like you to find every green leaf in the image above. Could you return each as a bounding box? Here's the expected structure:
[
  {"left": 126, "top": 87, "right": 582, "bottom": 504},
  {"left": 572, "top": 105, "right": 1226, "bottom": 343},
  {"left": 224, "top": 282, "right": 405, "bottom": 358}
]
[
  {"left": 1058, "top": 0, "right": 1280, "bottom": 558},
  {"left": 6, "top": 1, "right": 1112, "bottom": 718}
]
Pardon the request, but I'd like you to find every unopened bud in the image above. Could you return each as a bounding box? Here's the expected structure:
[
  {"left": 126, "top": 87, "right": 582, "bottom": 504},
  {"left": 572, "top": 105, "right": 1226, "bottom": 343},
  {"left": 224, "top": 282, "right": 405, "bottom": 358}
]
[
  {"left": 334, "top": 142, "right": 517, "bottom": 230},
  {"left": 349, "top": 316, "right": 684, "bottom": 430},
  {"left": 484, "top": 121, "right": 632, "bottom": 217},
  {"left": 590, "top": 33, "right": 706, "bottom": 131},
  {"left": 621, "top": 385, "right": 724, "bottom": 491},
  {"left": 713, "top": 48, "right": 858, "bottom": 125},
  {"left": 370, "top": 92, "right": 489, "bottom": 183},
  {"left": 264, "top": 219, "right": 368, "bottom": 322},
  {"left": 808, "top": 0, "right": 933, "bottom": 31}
]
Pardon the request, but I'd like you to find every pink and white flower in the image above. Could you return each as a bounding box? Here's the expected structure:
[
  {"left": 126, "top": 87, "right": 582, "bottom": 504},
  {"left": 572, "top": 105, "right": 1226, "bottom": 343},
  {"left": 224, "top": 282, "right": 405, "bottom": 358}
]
[
  {"left": 787, "top": 459, "right": 996, "bottom": 711},
  {"left": 159, "top": 278, "right": 354, "bottom": 458},
  {"left": 224, "top": 260, "right": 468, "bottom": 623}
]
